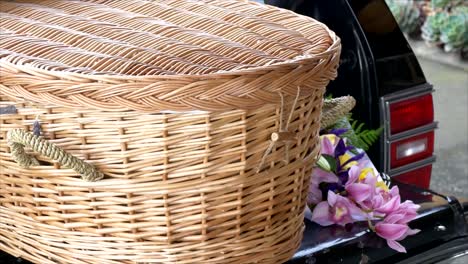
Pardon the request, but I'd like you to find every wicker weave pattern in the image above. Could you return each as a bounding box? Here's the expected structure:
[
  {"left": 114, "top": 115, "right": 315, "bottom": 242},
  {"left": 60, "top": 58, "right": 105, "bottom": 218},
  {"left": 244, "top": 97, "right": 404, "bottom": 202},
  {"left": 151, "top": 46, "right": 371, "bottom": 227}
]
[
  {"left": 0, "top": 1, "right": 340, "bottom": 263},
  {"left": 0, "top": 94, "right": 321, "bottom": 263},
  {"left": 0, "top": 0, "right": 340, "bottom": 111}
]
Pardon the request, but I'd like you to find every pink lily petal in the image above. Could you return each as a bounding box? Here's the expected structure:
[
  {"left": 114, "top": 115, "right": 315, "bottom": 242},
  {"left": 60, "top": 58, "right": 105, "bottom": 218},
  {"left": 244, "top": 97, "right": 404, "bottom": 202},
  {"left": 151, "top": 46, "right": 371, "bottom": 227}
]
[
  {"left": 307, "top": 183, "right": 323, "bottom": 205},
  {"left": 346, "top": 183, "right": 372, "bottom": 202},
  {"left": 331, "top": 201, "right": 350, "bottom": 225},
  {"left": 321, "top": 136, "right": 336, "bottom": 155},
  {"left": 347, "top": 201, "right": 368, "bottom": 221},
  {"left": 389, "top": 186, "right": 399, "bottom": 196},
  {"left": 311, "top": 201, "right": 334, "bottom": 226},
  {"left": 405, "top": 228, "right": 420, "bottom": 236},
  {"left": 398, "top": 228, "right": 421, "bottom": 240},
  {"left": 387, "top": 240, "right": 407, "bottom": 253},
  {"left": 384, "top": 213, "right": 406, "bottom": 224},
  {"left": 375, "top": 223, "right": 408, "bottom": 240},
  {"left": 329, "top": 195, "right": 366, "bottom": 226},
  {"left": 314, "top": 168, "right": 339, "bottom": 183},
  {"left": 345, "top": 165, "right": 360, "bottom": 186},
  {"left": 398, "top": 211, "right": 418, "bottom": 224},
  {"left": 327, "top": 191, "right": 338, "bottom": 206},
  {"left": 363, "top": 173, "right": 377, "bottom": 186},
  {"left": 376, "top": 195, "right": 401, "bottom": 214},
  {"left": 370, "top": 194, "right": 384, "bottom": 209},
  {"left": 399, "top": 200, "right": 421, "bottom": 211}
]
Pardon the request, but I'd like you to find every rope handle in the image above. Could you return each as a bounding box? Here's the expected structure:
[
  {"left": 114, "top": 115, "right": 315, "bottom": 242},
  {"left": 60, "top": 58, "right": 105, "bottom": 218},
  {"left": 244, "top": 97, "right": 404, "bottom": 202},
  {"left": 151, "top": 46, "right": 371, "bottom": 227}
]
[
  {"left": 256, "top": 87, "right": 301, "bottom": 173},
  {"left": 7, "top": 129, "right": 104, "bottom": 182}
]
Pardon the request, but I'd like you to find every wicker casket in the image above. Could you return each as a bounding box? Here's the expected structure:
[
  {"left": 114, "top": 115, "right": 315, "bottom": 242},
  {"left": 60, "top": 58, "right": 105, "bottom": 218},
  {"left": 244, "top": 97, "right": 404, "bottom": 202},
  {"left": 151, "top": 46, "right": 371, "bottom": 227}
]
[{"left": 0, "top": 0, "right": 340, "bottom": 263}]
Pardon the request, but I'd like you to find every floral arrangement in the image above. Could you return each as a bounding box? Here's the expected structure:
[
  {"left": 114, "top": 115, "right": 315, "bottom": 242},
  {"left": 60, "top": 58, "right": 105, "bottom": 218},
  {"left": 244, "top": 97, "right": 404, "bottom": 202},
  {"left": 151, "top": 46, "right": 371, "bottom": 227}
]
[{"left": 307, "top": 127, "right": 420, "bottom": 253}]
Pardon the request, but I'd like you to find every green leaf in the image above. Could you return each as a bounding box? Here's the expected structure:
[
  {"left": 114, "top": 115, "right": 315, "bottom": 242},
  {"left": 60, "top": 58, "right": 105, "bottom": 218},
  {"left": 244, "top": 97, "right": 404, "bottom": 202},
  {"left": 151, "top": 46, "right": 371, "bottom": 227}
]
[
  {"left": 317, "top": 154, "right": 337, "bottom": 172},
  {"left": 354, "top": 123, "right": 365, "bottom": 134},
  {"left": 329, "top": 116, "right": 383, "bottom": 151}
]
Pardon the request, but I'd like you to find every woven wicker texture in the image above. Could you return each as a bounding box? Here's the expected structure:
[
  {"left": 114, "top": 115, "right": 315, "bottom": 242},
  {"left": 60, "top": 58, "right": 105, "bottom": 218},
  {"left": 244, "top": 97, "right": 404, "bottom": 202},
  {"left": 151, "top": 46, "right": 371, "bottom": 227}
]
[
  {"left": 0, "top": 0, "right": 341, "bottom": 263},
  {"left": 0, "top": 0, "right": 340, "bottom": 112}
]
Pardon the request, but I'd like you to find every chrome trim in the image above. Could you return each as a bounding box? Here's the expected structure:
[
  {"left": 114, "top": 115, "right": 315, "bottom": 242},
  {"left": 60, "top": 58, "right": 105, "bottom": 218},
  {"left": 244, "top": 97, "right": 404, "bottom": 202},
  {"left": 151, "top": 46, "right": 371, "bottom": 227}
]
[
  {"left": 389, "top": 122, "right": 438, "bottom": 142},
  {"left": 437, "top": 250, "right": 468, "bottom": 264},
  {"left": 381, "top": 83, "right": 433, "bottom": 102},
  {"left": 375, "top": 52, "right": 416, "bottom": 62},
  {"left": 435, "top": 225, "right": 447, "bottom": 232},
  {"left": 380, "top": 83, "right": 436, "bottom": 173},
  {"left": 389, "top": 156, "right": 436, "bottom": 176},
  {"left": 379, "top": 94, "right": 389, "bottom": 173}
]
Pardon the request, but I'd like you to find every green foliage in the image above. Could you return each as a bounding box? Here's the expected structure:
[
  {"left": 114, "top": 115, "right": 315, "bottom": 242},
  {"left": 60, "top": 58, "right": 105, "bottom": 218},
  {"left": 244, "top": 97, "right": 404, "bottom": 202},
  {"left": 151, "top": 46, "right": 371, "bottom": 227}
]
[
  {"left": 440, "top": 10, "right": 468, "bottom": 52},
  {"left": 431, "top": 0, "right": 451, "bottom": 10},
  {"left": 387, "top": 0, "right": 421, "bottom": 35},
  {"left": 421, "top": 12, "right": 449, "bottom": 43},
  {"left": 349, "top": 119, "right": 383, "bottom": 151},
  {"left": 317, "top": 154, "right": 337, "bottom": 172},
  {"left": 329, "top": 116, "right": 383, "bottom": 151}
]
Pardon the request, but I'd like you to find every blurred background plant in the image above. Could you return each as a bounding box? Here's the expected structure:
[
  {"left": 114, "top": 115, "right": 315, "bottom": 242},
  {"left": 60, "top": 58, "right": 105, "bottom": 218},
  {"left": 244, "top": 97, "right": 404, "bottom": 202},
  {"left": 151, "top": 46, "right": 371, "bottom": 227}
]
[
  {"left": 387, "top": 0, "right": 425, "bottom": 38},
  {"left": 386, "top": 0, "right": 467, "bottom": 59}
]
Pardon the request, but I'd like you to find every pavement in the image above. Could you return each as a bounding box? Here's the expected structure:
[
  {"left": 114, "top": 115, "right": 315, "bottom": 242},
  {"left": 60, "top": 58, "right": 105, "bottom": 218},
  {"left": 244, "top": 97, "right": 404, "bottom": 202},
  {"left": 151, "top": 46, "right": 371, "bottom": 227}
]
[
  {"left": 409, "top": 40, "right": 468, "bottom": 72},
  {"left": 418, "top": 58, "right": 468, "bottom": 199}
]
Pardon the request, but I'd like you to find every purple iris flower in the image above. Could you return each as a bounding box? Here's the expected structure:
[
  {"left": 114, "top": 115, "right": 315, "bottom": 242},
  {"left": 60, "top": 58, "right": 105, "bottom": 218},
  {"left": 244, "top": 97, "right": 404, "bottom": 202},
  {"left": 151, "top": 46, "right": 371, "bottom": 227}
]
[
  {"left": 329, "top": 128, "right": 349, "bottom": 136},
  {"left": 338, "top": 151, "right": 365, "bottom": 172},
  {"left": 337, "top": 170, "right": 350, "bottom": 185},
  {"left": 334, "top": 138, "right": 350, "bottom": 157}
]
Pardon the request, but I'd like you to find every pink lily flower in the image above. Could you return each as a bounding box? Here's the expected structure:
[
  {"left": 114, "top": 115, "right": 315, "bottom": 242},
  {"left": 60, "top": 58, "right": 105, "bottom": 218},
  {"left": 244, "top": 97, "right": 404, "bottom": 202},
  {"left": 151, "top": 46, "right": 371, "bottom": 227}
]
[
  {"left": 386, "top": 200, "right": 420, "bottom": 224},
  {"left": 320, "top": 135, "right": 338, "bottom": 155},
  {"left": 308, "top": 168, "right": 339, "bottom": 205},
  {"left": 346, "top": 182, "right": 372, "bottom": 202},
  {"left": 311, "top": 191, "right": 367, "bottom": 226},
  {"left": 375, "top": 221, "right": 409, "bottom": 253},
  {"left": 345, "top": 165, "right": 378, "bottom": 206},
  {"left": 345, "top": 165, "right": 361, "bottom": 186},
  {"left": 374, "top": 186, "right": 401, "bottom": 214},
  {"left": 375, "top": 195, "right": 401, "bottom": 214},
  {"left": 308, "top": 132, "right": 420, "bottom": 254},
  {"left": 374, "top": 200, "right": 421, "bottom": 253}
]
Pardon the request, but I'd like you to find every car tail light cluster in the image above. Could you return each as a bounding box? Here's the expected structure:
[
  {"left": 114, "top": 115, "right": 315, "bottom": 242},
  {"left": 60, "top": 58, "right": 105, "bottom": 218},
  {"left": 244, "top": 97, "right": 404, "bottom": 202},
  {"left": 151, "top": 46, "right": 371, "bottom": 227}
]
[
  {"left": 390, "top": 131, "right": 434, "bottom": 168},
  {"left": 382, "top": 86, "right": 437, "bottom": 188},
  {"left": 389, "top": 94, "right": 434, "bottom": 134},
  {"left": 393, "top": 165, "right": 432, "bottom": 189}
]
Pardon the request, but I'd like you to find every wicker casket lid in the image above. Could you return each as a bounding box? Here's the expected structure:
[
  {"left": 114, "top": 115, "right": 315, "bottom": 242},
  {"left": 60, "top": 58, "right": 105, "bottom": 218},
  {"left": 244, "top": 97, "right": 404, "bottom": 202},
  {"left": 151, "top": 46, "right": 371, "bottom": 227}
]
[{"left": 0, "top": 0, "right": 340, "bottom": 112}]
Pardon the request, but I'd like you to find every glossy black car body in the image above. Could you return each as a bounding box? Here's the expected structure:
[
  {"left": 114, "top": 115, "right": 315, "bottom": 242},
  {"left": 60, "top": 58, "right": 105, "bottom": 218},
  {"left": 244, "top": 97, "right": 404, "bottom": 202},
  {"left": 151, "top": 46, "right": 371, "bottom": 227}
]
[
  {"left": 287, "top": 182, "right": 468, "bottom": 264},
  {"left": 267, "top": 0, "right": 428, "bottom": 171}
]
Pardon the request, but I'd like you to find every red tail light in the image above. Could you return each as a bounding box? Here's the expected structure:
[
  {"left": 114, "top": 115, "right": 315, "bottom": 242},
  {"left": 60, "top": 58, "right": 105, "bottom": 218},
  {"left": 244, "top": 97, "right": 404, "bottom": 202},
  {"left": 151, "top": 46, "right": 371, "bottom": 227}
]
[
  {"left": 393, "top": 165, "right": 432, "bottom": 189},
  {"left": 385, "top": 90, "right": 436, "bottom": 189},
  {"left": 390, "top": 131, "right": 434, "bottom": 168},
  {"left": 390, "top": 94, "right": 434, "bottom": 134}
]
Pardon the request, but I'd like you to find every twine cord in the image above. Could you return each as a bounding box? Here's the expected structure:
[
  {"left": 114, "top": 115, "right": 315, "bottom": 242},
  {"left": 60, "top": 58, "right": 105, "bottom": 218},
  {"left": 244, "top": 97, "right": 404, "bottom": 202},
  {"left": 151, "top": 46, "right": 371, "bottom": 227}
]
[
  {"left": 320, "top": 96, "right": 356, "bottom": 129},
  {"left": 7, "top": 129, "right": 104, "bottom": 182},
  {"left": 257, "top": 88, "right": 301, "bottom": 173}
]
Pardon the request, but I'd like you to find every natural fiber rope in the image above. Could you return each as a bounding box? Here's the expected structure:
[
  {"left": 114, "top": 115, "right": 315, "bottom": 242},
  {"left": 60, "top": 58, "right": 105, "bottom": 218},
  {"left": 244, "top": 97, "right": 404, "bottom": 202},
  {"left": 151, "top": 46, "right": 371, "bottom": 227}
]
[
  {"left": 257, "top": 87, "right": 301, "bottom": 172},
  {"left": 7, "top": 129, "right": 104, "bottom": 182},
  {"left": 320, "top": 96, "right": 356, "bottom": 129}
]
